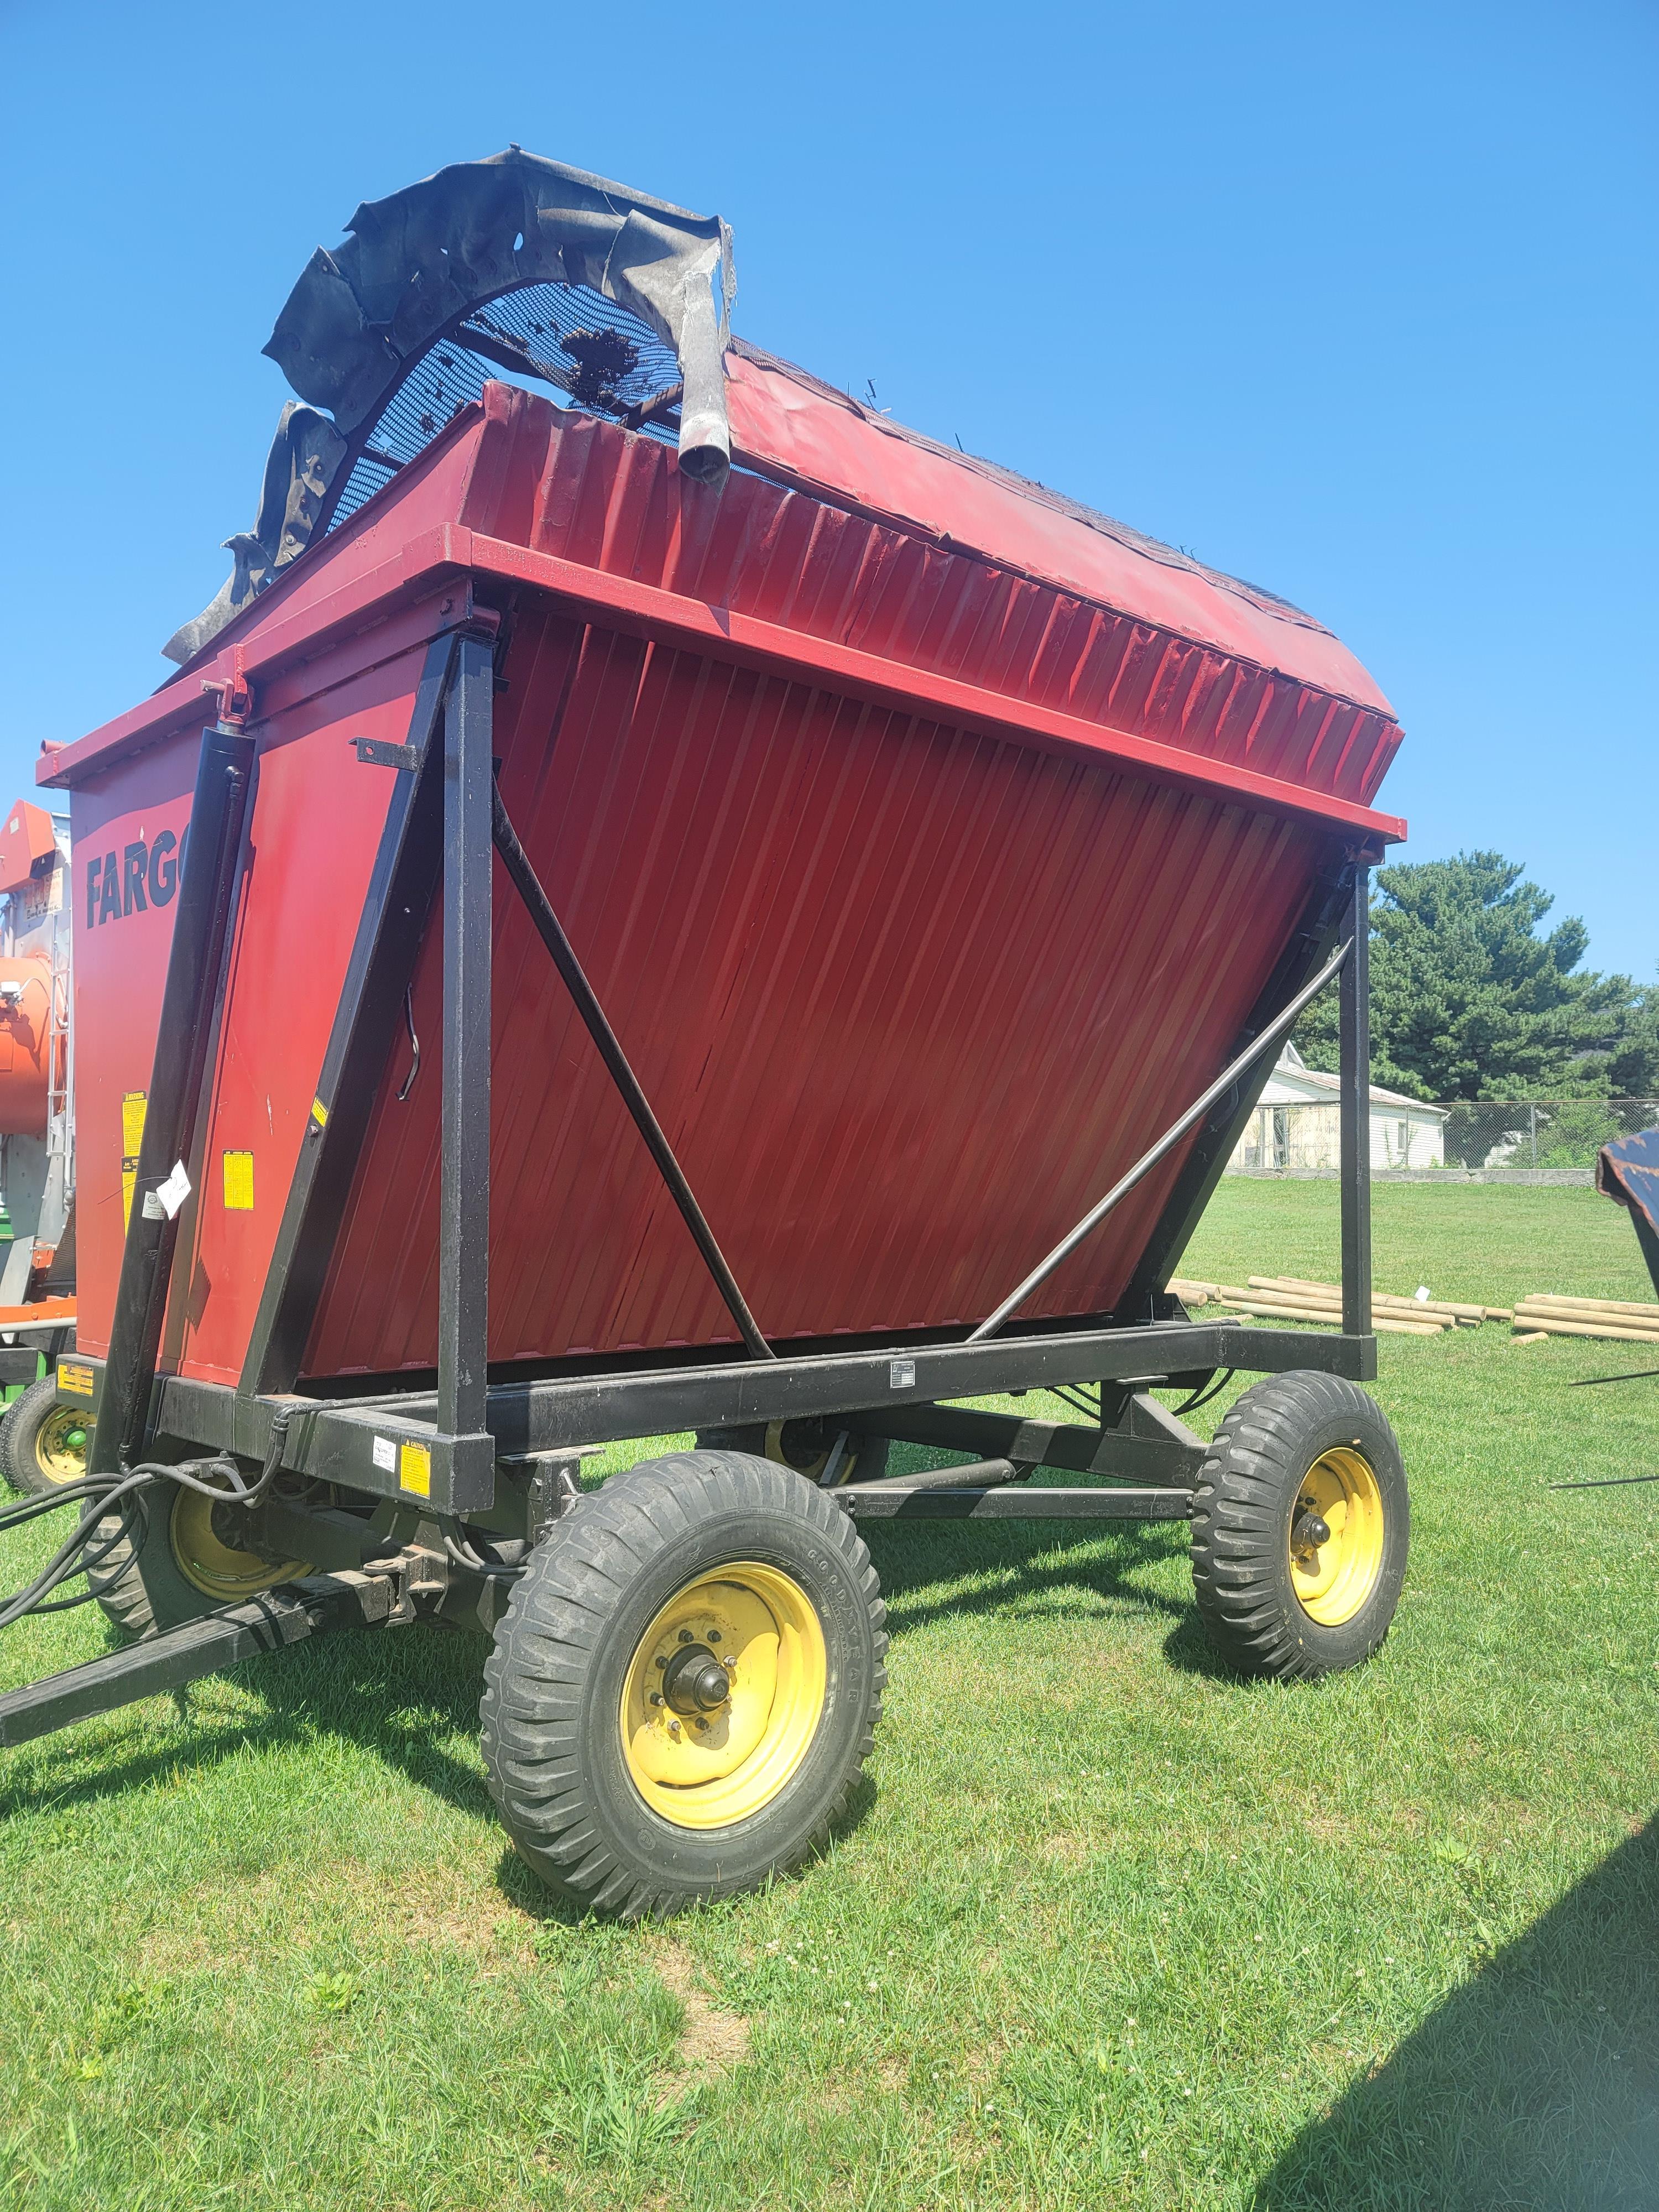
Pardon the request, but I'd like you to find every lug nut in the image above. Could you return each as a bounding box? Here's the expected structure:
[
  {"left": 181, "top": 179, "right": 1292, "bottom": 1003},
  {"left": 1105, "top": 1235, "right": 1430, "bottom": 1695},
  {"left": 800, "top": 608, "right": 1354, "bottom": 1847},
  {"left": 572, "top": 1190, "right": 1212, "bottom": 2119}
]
[
  {"left": 679, "top": 1628, "right": 693, "bottom": 1643},
  {"left": 708, "top": 1629, "right": 721, "bottom": 1642},
  {"left": 649, "top": 1691, "right": 663, "bottom": 1706}
]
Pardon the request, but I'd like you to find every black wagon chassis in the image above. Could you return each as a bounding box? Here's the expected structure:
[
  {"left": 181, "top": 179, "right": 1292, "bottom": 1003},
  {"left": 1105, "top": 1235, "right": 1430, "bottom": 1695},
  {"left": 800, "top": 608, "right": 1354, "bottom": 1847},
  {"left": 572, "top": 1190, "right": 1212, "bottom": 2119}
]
[{"left": 56, "top": 599, "right": 1384, "bottom": 1530}]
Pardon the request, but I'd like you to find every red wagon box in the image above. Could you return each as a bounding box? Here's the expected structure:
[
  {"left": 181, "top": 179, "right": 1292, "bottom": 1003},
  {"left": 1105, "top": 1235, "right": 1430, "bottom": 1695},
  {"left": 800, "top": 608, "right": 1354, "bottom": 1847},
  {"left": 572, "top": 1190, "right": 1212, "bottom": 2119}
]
[
  {"left": 8, "top": 153, "right": 1410, "bottom": 1916},
  {"left": 50, "top": 350, "right": 1401, "bottom": 1389}
]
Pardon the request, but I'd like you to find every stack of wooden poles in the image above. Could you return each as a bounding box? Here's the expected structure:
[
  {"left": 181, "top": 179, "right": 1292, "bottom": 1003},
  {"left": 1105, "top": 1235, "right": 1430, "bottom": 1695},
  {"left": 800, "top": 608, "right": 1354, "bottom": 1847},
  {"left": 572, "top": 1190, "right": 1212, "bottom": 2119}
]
[
  {"left": 1510, "top": 1293, "right": 1659, "bottom": 1345},
  {"left": 1166, "top": 1273, "right": 1659, "bottom": 1347},
  {"left": 1170, "top": 1275, "right": 1510, "bottom": 1337}
]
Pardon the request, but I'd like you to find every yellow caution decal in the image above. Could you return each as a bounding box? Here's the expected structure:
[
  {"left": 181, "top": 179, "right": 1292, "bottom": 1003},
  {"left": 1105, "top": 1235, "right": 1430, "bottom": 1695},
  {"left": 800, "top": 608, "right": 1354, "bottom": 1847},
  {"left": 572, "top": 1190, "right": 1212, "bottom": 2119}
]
[
  {"left": 121, "top": 1091, "right": 147, "bottom": 1229},
  {"left": 122, "top": 1092, "right": 148, "bottom": 1156},
  {"left": 399, "top": 1441, "right": 432, "bottom": 1498},
  {"left": 310, "top": 1097, "right": 329, "bottom": 1129},
  {"left": 222, "top": 1151, "right": 255, "bottom": 1209},
  {"left": 57, "top": 1360, "right": 95, "bottom": 1397}
]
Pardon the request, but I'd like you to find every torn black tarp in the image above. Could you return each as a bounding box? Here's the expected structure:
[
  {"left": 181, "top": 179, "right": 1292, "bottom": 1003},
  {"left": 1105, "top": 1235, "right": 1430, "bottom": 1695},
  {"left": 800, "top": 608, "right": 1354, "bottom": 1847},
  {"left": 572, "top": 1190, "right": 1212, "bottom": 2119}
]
[
  {"left": 164, "top": 403, "right": 346, "bottom": 667},
  {"left": 1597, "top": 1126, "right": 1659, "bottom": 1301},
  {"left": 164, "top": 149, "right": 734, "bottom": 666}
]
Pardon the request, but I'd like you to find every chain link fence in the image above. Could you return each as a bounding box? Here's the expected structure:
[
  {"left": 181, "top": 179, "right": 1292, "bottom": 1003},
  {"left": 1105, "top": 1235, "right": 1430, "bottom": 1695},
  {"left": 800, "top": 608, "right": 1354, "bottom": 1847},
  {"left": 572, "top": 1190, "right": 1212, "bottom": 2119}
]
[{"left": 1228, "top": 1099, "right": 1659, "bottom": 1175}]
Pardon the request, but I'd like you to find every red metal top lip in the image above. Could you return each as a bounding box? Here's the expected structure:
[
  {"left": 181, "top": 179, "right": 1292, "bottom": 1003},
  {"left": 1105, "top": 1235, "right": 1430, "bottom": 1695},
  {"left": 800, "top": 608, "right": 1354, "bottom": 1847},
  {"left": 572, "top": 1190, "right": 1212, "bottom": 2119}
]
[
  {"left": 460, "top": 526, "right": 1405, "bottom": 843},
  {"left": 44, "top": 378, "right": 1403, "bottom": 847},
  {"left": 45, "top": 503, "right": 1405, "bottom": 842}
]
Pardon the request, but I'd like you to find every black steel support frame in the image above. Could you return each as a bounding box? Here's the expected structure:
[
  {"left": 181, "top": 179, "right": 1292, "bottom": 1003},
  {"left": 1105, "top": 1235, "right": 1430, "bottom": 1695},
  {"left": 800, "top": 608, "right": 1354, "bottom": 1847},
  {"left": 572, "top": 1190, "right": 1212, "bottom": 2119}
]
[
  {"left": 436, "top": 630, "right": 497, "bottom": 1509},
  {"left": 95, "top": 1311, "right": 1365, "bottom": 1513},
  {"left": 64, "top": 600, "right": 1386, "bottom": 1527},
  {"left": 91, "top": 719, "right": 255, "bottom": 1475},
  {"left": 241, "top": 632, "right": 458, "bottom": 1397},
  {"left": 1339, "top": 865, "right": 1374, "bottom": 1336}
]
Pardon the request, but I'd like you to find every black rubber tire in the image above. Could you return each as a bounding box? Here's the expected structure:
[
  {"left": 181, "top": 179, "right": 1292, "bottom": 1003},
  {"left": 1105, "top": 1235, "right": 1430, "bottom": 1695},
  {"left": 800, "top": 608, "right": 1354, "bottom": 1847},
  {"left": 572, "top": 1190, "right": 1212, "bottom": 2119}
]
[
  {"left": 481, "top": 1448, "right": 886, "bottom": 1917},
  {"left": 1188, "top": 1370, "right": 1408, "bottom": 1680},
  {"left": 1, "top": 1375, "right": 88, "bottom": 1496},
  {"left": 694, "top": 1420, "right": 890, "bottom": 1486},
  {"left": 90, "top": 1477, "right": 321, "bottom": 1640},
  {"left": 84, "top": 1491, "right": 212, "bottom": 1640}
]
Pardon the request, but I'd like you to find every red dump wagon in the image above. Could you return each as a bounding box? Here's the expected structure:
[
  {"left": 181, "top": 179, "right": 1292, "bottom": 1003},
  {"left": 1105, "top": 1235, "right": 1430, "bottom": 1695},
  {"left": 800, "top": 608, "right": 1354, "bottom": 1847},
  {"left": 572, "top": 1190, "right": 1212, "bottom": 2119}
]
[{"left": 1, "top": 153, "right": 1410, "bottom": 1914}]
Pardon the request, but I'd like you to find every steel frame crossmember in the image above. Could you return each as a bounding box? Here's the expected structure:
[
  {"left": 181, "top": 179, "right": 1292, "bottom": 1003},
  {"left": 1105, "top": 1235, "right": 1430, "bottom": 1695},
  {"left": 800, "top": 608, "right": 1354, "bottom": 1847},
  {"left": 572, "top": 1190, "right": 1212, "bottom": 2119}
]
[{"left": 43, "top": 1315, "right": 1377, "bottom": 1517}]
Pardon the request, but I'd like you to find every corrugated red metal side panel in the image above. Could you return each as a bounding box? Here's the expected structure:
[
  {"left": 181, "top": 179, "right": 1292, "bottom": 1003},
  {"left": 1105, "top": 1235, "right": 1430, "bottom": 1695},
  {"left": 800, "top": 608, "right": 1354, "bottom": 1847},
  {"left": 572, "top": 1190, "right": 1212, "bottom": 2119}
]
[
  {"left": 304, "top": 591, "right": 1327, "bottom": 1376},
  {"left": 454, "top": 399, "right": 1400, "bottom": 815},
  {"left": 169, "top": 646, "right": 427, "bottom": 1384},
  {"left": 67, "top": 643, "right": 421, "bottom": 1376},
  {"left": 67, "top": 735, "right": 200, "bottom": 1358}
]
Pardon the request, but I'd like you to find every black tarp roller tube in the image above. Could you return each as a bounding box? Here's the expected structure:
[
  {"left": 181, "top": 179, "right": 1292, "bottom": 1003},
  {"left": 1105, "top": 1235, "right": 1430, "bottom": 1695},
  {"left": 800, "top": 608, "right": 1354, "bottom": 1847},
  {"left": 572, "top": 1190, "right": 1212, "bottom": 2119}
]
[{"left": 90, "top": 723, "right": 254, "bottom": 1475}]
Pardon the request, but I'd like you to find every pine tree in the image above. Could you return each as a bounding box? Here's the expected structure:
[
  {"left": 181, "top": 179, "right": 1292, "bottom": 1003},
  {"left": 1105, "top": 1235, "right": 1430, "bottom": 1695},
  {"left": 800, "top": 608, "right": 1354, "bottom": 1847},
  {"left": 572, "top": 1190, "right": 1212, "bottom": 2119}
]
[{"left": 1295, "top": 852, "right": 1642, "bottom": 1100}]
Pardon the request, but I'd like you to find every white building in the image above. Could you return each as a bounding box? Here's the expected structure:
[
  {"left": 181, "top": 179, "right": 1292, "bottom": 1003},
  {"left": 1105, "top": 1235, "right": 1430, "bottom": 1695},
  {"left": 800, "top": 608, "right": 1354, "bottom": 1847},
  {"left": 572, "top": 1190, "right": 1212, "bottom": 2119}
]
[{"left": 1228, "top": 1044, "right": 1448, "bottom": 1172}]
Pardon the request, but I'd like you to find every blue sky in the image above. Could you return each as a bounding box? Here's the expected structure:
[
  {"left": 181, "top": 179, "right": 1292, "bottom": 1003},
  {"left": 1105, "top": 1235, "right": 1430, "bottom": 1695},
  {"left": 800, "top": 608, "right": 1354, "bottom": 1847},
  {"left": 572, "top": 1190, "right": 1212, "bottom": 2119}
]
[{"left": 2, "top": 0, "right": 1652, "bottom": 978}]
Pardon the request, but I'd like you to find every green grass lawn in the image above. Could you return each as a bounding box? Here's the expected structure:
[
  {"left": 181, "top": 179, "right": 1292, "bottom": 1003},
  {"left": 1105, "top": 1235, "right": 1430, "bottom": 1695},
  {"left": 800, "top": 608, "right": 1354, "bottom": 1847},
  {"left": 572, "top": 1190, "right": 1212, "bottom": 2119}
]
[{"left": 2, "top": 1182, "right": 1656, "bottom": 2210}]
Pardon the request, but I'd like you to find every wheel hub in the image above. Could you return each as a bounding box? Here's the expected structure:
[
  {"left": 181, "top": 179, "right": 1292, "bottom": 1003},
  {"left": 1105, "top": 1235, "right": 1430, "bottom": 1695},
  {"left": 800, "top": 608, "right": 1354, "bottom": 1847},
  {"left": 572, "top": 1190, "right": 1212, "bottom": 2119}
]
[
  {"left": 1291, "top": 1509, "right": 1332, "bottom": 1557},
  {"left": 173, "top": 1483, "right": 310, "bottom": 1601},
  {"left": 35, "top": 1406, "right": 88, "bottom": 1484},
  {"left": 661, "top": 1642, "right": 732, "bottom": 1715},
  {"left": 620, "top": 1563, "right": 827, "bottom": 1830},
  {"left": 1287, "top": 1448, "right": 1385, "bottom": 1625}
]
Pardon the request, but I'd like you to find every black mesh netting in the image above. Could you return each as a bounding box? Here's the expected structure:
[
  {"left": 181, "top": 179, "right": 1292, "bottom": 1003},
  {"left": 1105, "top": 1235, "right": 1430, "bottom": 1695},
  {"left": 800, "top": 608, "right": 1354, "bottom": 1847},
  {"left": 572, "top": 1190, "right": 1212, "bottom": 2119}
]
[{"left": 327, "top": 281, "right": 684, "bottom": 531}]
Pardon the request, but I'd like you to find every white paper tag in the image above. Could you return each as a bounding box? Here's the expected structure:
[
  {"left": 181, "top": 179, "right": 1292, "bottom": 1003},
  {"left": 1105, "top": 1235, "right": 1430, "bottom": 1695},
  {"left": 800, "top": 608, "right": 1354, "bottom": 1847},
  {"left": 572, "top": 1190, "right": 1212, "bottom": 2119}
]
[
  {"left": 156, "top": 1160, "right": 192, "bottom": 1219},
  {"left": 372, "top": 1436, "right": 397, "bottom": 1473}
]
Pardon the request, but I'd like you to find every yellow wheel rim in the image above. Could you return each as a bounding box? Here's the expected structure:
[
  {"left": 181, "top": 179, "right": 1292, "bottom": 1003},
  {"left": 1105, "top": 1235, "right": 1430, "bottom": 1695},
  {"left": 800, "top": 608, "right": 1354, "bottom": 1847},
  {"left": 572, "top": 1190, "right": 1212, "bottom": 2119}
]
[
  {"left": 34, "top": 1406, "right": 88, "bottom": 1484},
  {"left": 1288, "top": 1447, "right": 1385, "bottom": 1626},
  {"left": 620, "top": 1562, "right": 827, "bottom": 1830},
  {"left": 169, "top": 1486, "right": 310, "bottom": 1601},
  {"left": 763, "top": 1419, "right": 859, "bottom": 1485}
]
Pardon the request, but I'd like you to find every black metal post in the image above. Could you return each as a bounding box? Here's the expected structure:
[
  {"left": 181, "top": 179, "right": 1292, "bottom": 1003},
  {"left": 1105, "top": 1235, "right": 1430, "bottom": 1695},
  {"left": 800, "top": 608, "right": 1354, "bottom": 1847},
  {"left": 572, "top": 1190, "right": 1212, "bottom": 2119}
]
[
  {"left": 90, "top": 722, "right": 254, "bottom": 1474},
  {"left": 1339, "top": 863, "right": 1373, "bottom": 1340},
  {"left": 437, "top": 631, "right": 497, "bottom": 1509}
]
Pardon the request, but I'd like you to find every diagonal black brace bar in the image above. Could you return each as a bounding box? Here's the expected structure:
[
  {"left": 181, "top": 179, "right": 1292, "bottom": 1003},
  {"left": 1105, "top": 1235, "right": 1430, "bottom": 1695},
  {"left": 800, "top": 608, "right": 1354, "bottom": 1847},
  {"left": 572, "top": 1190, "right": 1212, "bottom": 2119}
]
[
  {"left": 969, "top": 935, "right": 1353, "bottom": 1343},
  {"left": 490, "top": 780, "right": 775, "bottom": 1362}
]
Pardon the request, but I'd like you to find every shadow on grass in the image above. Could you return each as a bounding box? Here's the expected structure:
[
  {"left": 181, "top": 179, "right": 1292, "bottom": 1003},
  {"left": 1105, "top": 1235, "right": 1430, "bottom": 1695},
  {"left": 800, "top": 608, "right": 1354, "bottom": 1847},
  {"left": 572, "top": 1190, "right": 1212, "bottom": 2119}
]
[
  {"left": 864, "top": 1514, "right": 1192, "bottom": 1635},
  {"left": 2, "top": 1512, "right": 1208, "bottom": 1861},
  {"left": 1254, "top": 1818, "right": 1659, "bottom": 2212}
]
